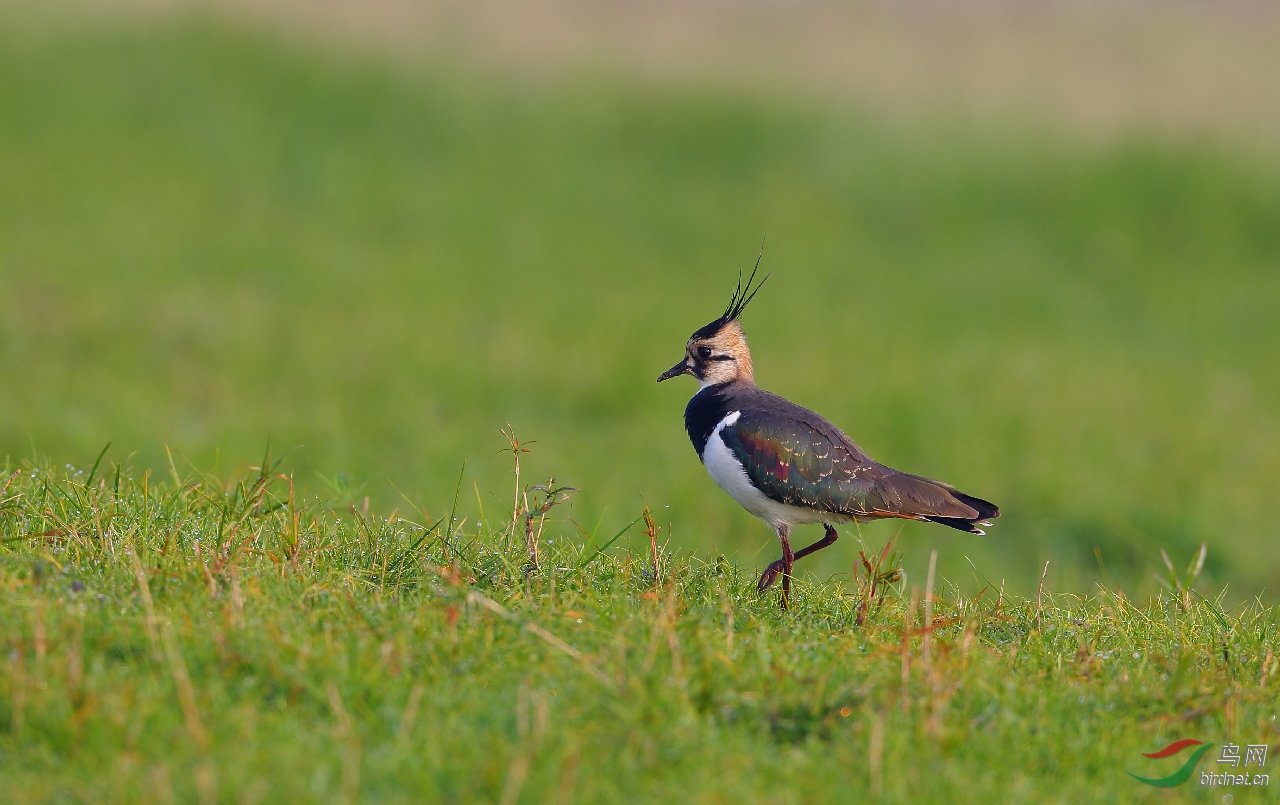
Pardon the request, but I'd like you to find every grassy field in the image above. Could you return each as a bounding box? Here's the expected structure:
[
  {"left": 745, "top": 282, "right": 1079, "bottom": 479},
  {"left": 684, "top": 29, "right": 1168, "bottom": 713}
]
[
  {"left": 2, "top": 19, "right": 1279, "bottom": 598},
  {"left": 1, "top": 15, "right": 1280, "bottom": 799},
  {"left": 1, "top": 462, "right": 1277, "bottom": 804}
]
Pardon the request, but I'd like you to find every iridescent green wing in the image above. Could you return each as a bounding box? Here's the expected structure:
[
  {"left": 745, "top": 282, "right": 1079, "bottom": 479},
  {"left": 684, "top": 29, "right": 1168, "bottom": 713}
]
[
  {"left": 719, "top": 411, "right": 979, "bottom": 520},
  {"left": 718, "top": 411, "right": 882, "bottom": 515}
]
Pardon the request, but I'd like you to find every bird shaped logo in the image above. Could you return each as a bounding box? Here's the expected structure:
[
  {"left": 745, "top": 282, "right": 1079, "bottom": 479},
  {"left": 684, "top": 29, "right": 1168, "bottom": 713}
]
[{"left": 658, "top": 256, "right": 999, "bottom": 608}]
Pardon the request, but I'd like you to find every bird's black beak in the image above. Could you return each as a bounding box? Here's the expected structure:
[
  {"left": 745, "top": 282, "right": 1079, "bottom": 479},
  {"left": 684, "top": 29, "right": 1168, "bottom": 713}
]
[{"left": 657, "top": 359, "right": 691, "bottom": 383}]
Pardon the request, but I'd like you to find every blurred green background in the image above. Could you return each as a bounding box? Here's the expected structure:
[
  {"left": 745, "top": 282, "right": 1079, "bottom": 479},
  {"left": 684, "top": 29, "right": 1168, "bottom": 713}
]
[{"left": 2, "top": 4, "right": 1279, "bottom": 597}]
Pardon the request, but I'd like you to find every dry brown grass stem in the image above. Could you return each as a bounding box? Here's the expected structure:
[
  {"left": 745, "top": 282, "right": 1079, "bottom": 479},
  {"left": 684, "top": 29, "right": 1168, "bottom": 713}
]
[
  {"left": 160, "top": 620, "right": 216, "bottom": 805},
  {"left": 500, "top": 424, "right": 530, "bottom": 537},
  {"left": 126, "top": 541, "right": 161, "bottom": 660},
  {"left": 326, "top": 681, "right": 362, "bottom": 804},
  {"left": 643, "top": 506, "right": 661, "bottom": 585},
  {"left": 465, "top": 589, "right": 614, "bottom": 689},
  {"left": 868, "top": 709, "right": 884, "bottom": 796},
  {"left": 923, "top": 550, "right": 943, "bottom": 737},
  {"left": 8, "top": 640, "right": 24, "bottom": 736},
  {"left": 1036, "top": 560, "right": 1050, "bottom": 633},
  {"left": 555, "top": 744, "right": 581, "bottom": 805},
  {"left": 162, "top": 621, "right": 208, "bottom": 751},
  {"left": 901, "top": 586, "right": 918, "bottom": 713},
  {"left": 923, "top": 550, "right": 937, "bottom": 670},
  {"left": 397, "top": 682, "right": 425, "bottom": 744}
]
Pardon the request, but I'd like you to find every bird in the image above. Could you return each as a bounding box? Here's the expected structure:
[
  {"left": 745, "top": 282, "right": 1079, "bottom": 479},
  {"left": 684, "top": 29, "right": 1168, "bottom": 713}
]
[{"left": 657, "top": 262, "right": 999, "bottom": 608}]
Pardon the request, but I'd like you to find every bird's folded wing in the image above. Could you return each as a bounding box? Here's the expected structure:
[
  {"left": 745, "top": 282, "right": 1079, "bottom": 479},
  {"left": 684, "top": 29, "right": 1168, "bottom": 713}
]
[{"left": 719, "top": 412, "right": 980, "bottom": 520}]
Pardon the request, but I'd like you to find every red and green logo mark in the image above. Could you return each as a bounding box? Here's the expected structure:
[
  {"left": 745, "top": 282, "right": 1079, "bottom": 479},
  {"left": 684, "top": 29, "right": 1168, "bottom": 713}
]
[{"left": 1128, "top": 739, "right": 1215, "bottom": 788}]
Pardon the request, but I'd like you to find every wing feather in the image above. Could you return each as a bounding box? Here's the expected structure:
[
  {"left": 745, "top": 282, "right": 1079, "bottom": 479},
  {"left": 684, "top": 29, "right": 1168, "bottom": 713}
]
[{"left": 720, "top": 410, "right": 982, "bottom": 521}]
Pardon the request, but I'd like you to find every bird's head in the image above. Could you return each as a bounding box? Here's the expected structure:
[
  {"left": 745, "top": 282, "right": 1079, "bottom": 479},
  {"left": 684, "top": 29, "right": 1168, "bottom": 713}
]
[{"left": 657, "top": 259, "right": 768, "bottom": 388}]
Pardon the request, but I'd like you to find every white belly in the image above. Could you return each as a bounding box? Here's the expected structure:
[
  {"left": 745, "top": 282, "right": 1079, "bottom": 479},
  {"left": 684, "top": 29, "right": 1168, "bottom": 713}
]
[{"left": 702, "top": 412, "right": 850, "bottom": 530}]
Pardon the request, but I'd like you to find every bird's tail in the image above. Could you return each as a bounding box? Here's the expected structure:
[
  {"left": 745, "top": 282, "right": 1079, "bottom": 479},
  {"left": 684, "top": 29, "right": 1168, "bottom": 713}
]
[
  {"left": 923, "top": 491, "right": 1000, "bottom": 535},
  {"left": 865, "top": 470, "right": 1000, "bottom": 534}
]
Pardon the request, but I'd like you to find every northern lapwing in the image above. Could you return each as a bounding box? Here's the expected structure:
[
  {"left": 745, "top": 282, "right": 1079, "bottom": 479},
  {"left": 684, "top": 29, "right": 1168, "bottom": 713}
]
[{"left": 657, "top": 264, "right": 999, "bottom": 607}]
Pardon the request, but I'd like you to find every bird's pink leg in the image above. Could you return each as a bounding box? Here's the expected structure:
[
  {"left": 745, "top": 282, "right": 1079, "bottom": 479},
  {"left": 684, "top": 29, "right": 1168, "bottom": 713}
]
[
  {"left": 758, "top": 523, "right": 839, "bottom": 599},
  {"left": 779, "top": 527, "right": 794, "bottom": 609}
]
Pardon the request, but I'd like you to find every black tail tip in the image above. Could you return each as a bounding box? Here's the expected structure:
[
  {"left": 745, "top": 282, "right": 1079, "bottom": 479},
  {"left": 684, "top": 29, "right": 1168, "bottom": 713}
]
[{"left": 926, "top": 493, "right": 999, "bottom": 535}]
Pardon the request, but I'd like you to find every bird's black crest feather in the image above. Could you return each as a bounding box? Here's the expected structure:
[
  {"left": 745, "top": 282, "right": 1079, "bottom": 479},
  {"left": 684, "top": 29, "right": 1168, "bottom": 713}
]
[
  {"left": 723, "top": 244, "right": 769, "bottom": 323},
  {"left": 691, "top": 244, "right": 770, "bottom": 340}
]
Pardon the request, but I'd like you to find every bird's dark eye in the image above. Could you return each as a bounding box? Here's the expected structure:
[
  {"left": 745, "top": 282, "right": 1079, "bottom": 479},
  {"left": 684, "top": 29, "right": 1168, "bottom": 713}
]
[{"left": 696, "top": 346, "right": 712, "bottom": 360}]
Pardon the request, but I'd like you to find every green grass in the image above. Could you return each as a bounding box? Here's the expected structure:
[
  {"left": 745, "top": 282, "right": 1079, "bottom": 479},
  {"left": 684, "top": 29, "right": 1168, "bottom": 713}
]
[
  {"left": 1, "top": 19, "right": 1279, "bottom": 596},
  {"left": 1, "top": 461, "right": 1277, "bottom": 804}
]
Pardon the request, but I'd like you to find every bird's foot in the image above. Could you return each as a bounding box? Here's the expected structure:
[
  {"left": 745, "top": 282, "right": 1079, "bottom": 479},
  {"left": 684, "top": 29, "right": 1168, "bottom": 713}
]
[{"left": 757, "top": 559, "right": 786, "bottom": 593}]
